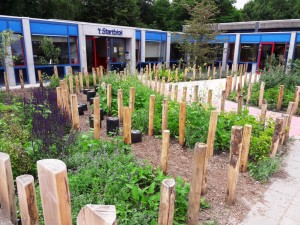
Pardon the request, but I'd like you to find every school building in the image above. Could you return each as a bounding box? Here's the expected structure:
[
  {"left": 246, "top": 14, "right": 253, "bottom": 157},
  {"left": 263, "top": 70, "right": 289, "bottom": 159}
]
[{"left": 1, "top": 15, "right": 300, "bottom": 86}]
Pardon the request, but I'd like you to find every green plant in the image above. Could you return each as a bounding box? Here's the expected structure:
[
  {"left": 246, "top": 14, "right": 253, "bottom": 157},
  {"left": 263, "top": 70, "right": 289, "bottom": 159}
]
[{"left": 39, "top": 36, "right": 61, "bottom": 65}]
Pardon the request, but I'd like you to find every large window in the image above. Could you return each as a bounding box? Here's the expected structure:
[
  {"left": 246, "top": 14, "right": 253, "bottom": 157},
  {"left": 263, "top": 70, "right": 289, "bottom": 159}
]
[
  {"left": 294, "top": 44, "right": 300, "bottom": 60},
  {"left": 32, "top": 36, "right": 70, "bottom": 65},
  {"left": 227, "top": 43, "right": 235, "bottom": 62},
  {"left": 145, "top": 41, "right": 166, "bottom": 62},
  {"left": 170, "top": 43, "right": 184, "bottom": 61},
  {"left": 109, "top": 38, "right": 125, "bottom": 63},
  {"left": 239, "top": 44, "right": 259, "bottom": 62},
  {"left": 70, "top": 36, "right": 79, "bottom": 64},
  {"left": 11, "top": 34, "right": 25, "bottom": 66}
]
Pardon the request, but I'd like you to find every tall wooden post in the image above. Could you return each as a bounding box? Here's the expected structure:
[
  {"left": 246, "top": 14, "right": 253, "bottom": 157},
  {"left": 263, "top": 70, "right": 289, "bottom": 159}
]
[
  {"left": 168, "top": 84, "right": 172, "bottom": 99},
  {"left": 77, "top": 205, "right": 117, "bottom": 225},
  {"left": 293, "top": 86, "right": 300, "bottom": 115},
  {"left": 160, "top": 130, "right": 170, "bottom": 174},
  {"left": 179, "top": 102, "right": 186, "bottom": 146},
  {"left": 162, "top": 98, "right": 168, "bottom": 131},
  {"left": 62, "top": 90, "right": 70, "bottom": 117},
  {"left": 148, "top": 95, "right": 155, "bottom": 136},
  {"left": 19, "top": 69, "right": 24, "bottom": 89},
  {"left": 167, "top": 69, "right": 171, "bottom": 83},
  {"left": 187, "top": 143, "right": 207, "bottom": 225},
  {"left": 85, "top": 72, "right": 90, "bottom": 89},
  {"left": 233, "top": 73, "right": 237, "bottom": 91},
  {"left": 225, "top": 126, "right": 243, "bottom": 206},
  {"left": 237, "top": 95, "right": 243, "bottom": 114},
  {"left": 161, "top": 77, "right": 166, "bottom": 96},
  {"left": 92, "top": 67, "right": 97, "bottom": 86},
  {"left": 75, "top": 75, "right": 80, "bottom": 94},
  {"left": 107, "top": 84, "right": 112, "bottom": 112},
  {"left": 56, "top": 87, "right": 62, "bottom": 109},
  {"left": 174, "top": 85, "right": 178, "bottom": 102},
  {"left": 193, "top": 85, "right": 199, "bottom": 102},
  {"left": 182, "top": 86, "right": 187, "bottom": 102},
  {"left": 270, "top": 117, "right": 284, "bottom": 158},
  {"left": 184, "top": 67, "right": 188, "bottom": 81},
  {"left": 79, "top": 72, "right": 83, "bottom": 91},
  {"left": 248, "top": 73, "right": 252, "bottom": 84},
  {"left": 239, "top": 125, "right": 252, "bottom": 172},
  {"left": 0, "top": 153, "right": 17, "bottom": 225},
  {"left": 285, "top": 102, "right": 295, "bottom": 141},
  {"left": 207, "top": 89, "right": 213, "bottom": 105},
  {"left": 199, "top": 67, "right": 202, "bottom": 80},
  {"left": 277, "top": 85, "right": 284, "bottom": 111},
  {"left": 69, "top": 75, "right": 74, "bottom": 94},
  {"left": 258, "top": 82, "right": 265, "bottom": 108},
  {"left": 16, "top": 175, "right": 39, "bottom": 225},
  {"left": 158, "top": 179, "right": 176, "bottom": 225},
  {"left": 260, "top": 103, "right": 268, "bottom": 123},
  {"left": 192, "top": 66, "right": 196, "bottom": 81},
  {"left": 70, "top": 94, "right": 80, "bottom": 130},
  {"left": 118, "top": 89, "right": 123, "bottom": 123},
  {"left": 246, "top": 83, "right": 252, "bottom": 105},
  {"left": 37, "top": 159, "right": 72, "bottom": 225},
  {"left": 129, "top": 87, "right": 135, "bottom": 112},
  {"left": 94, "top": 97, "right": 101, "bottom": 139},
  {"left": 207, "top": 110, "right": 219, "bottom": 158},
  {"left": 254, "top": 73, "right": 258, "bottom": 83},
  {"left": 225, "top": 76, "right": 230, "bottom": 98},
  {"left": 54, "top": 65, "right": 58, "bottom": 78},
  {"left": 123, "top": 107, "right": 132, "bottom": 144},
  {"left": 280, "top": 114, "right": 289, "bottom": 145},
  {"left": 69, "top": 67, "right": 73, "bottom": 76},
  {"left": 221, "top": 90, "right": 226, "bottom": 112},
  {"left": 207, "top": 66, "right": 211, "bottom": 79},
  {"left": 38, "top": 70, "right": 43, "bottom": 87}
]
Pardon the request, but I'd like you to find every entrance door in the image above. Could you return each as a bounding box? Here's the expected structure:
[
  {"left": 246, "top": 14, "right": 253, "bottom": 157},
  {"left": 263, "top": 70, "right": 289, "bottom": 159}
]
[
  {"left": 86, "top": 36, "right": 109, "bottom": 72},
  {"left": 258, "top": 42, "right": 274, "bottom": 70}
]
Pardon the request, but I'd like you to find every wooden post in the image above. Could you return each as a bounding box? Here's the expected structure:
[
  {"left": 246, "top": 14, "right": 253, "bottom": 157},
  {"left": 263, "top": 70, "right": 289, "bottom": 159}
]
[
  {"left": 226, "top": 64, "right": 229, "bottom": 76},
  {"left": 167, "top": 69, "right": 171, "bottom": 82},
  {"left": 79, "top": 72, "right": 83, "bottom": 91},
  {"left": 277, "top": 85, "right": 284, "bottom": 111},
  {"left": 233, "top": 73, "right": 237, "bottom": 91},
  {"left": 69, "top": 75, "right": 74, "bottom": 94},
  {"left": 175, "top": 68, "right": 178, "bottom": 82},
  {"left": 258, "top": 82, "right": 265, "bottom": 108},
  {"left": 0, "top": 153, "right": 17, "bottom": 225},
  {"left": 69, "top": 67, "right": 73, "bottom": 76},
  {"left": 92, "top": 67, "right": 97, "bottom": 86},
  {"left": 213, "top": 66, "right": 216, "bottom": 79},
  {"left": 207, "top": 110, "right": 219, "bottom": 158},
  {"left": 260, "top": 103, "right": 268, "bottom": 123},
  {"left": 270, "top": 117, "right": 284, "bottom": 158},
  {"left": 161, "top": 77, "right": 165, "bottom": 96},
  {"left": 207, "top": 89, "right": 213, "bottom": 105},
  {"left": 85, "top": 72, "right": 90, "bottom": 89},
  {"left": 225, "top": 76, "right": 230, "bottom": 98},
  {"left": 228, "top": 75, "right": 233, "bottom": 93},
  {"left": 77, "top": 205, "right": 117, "bottom": 225},
  {"left": 182, "top": 86, "right": 187, "bottom": 102},
  {"left": 280, "top": 114, "right": 289, "bottom": 145},
  {"left": 285, "top": 102, "right": 295, "bottom": 141},
  {"left": 56, "top": 87, "right": 62, "bottom": 109},
  {"left": 38, "top": 70, "right": 43, "bottom": 87},
  {"left": 37, "top": 159, "right": 72, "bottom": 225},
  {"left": 62, "top": 90, "right": 70, "bottom": 116},
  {"left": 19, "top": 69, "right": 24, "bottom": 89},
  {"left": 158, "top": 179, "right": 176, "bottom": 225},
  {"left": 193, "top": 85, "right": 199, "bottom": 102},
  {"left": 100, "top": 66, "right": 104, "bottom": 80},
  {"left": 219, "top": 63, "right": 223, "bottom": 79},
  {"left": 162, "top": 98, "right": 168, "bottom": 131},
  {"left": 225, "top": 126, "right": 243, "bottom": 206},
  {"left": 123, "top": 107, "right": 132, "bottom": 144},
  {"left": 184, "top": 67, "right": 188, "bottom": 81},
  {"left": 246, "top": 83, "right": 252, "bottom": 105},
  {"left": 54, "top": 65, "right": 58, "bottom": 78},
  {"left": 148, "top": 95, "right": 155, "bottom": 136},
  {"left": 248, "top": 73, "right": 252, "bottom": 84},
  {"left": 207, "top": 66, "right": 211, "bottom": 79},
  {"left": 16, "top": 175, "right": 39, "bottom": 225},
  {"left": 129, "top": 87, "right": 135, "bottom": 112},
  {"left": 192, "top": 66, "right": 196, "bottom": 81},
  {"left": 75, "top": 75, "right": 80, "bottom": 94},
  {"left": 179, "top": 102, "right": 186, "bottom": 146},
  {"left": 154, "top": 75, "right": 158, "bottom": 91},
  {"left": 174, "top": 85, "right": 178, "bottom": 102},
  {"left": 237, "top": 95, "right": 243, "bottom": 114},
  {"left": 94, "top": 97, "right": 101, "bottom": 139},
  {"left": 254, "top": 73, "right": 258, "bottom": 83},
  {"left": 70, "top": 94, "right": 80, "bottom": 130},
  {"left": 107, "top": 84, "right": 112, "bottom": 112},
  {"left": 221, "top": 90, "right": 226, "bottom": 112},
  {"left": 199, "top": 67, "right": 202, "bottom": 80},
  {"left": 161, "top": 130, "right": 170, "bottom": 174},
  {"left": 168, "top": 84, "right": 172, "bottom": 99},
  {"left": 239, "top": 125, "right": 252, "bottom": 172},
  {"left": 187, "top": 143, "right": 207, "bottom": 225},
  {"left": 118, "top": 89, "right": 123, "bottom": 123},
  {"left": 293, "top": 86, "right": 300, "bottom": 115}
]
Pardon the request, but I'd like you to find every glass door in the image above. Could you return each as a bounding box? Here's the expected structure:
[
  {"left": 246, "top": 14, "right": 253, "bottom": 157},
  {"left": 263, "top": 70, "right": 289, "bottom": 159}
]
[{"left": 258, "top": 42, "right": 274, "bottom": 70}]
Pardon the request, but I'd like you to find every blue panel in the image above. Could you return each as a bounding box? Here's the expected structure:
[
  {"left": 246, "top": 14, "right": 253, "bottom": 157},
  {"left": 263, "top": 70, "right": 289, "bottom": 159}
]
[
  {"left": 68, "top": 25, "right": 78, "bottom": 36},
  {"left": 241, "top": 34, "right": 261, "bottom": 43},
  {"left": 0, "top": 20, "right": 7, "bottom": 31},
  {"left": 215, "top": 35, "right": 229, "bottom": 43},
  {"left": 161, "top": 33, "right": 167, "bottom": 41},
  {"left": 296, "top": 33, "right": 300, "bottom": 42},
  {"left": 136, "top": 30, "right": 141, "bottom": 40},
  {"left": 229, "top": 35, "right": 236, "bottom": 42},
  {"left": 260, "top": 33, "right": 290, "bottom": 42},
  {"left": 8, "top": 20, "right": 22, "bottom": 33},
  {"left": 30, "top": 21, "right": 68, "bottom": 35},
  {"left": 146, "top": 31, "right": 167, "bottom": 41}
]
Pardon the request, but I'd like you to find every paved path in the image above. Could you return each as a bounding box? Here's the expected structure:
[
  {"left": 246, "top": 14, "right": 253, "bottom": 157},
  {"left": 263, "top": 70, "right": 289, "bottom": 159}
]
[{"left": 240, "top": 137, "right": 300, "bottom": 225}]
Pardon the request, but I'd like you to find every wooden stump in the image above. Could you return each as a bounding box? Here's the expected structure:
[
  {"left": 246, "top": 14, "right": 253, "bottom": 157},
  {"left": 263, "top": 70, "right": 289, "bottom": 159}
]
[
  {"left": 56, "top": 87, "right": 62, "bottom": 109},
  {"left": 107, "top": 84, "right": 112, "bottom": 112},
  {"left": 94, "top": 97, "right": 101, "bottom": 139},
  {"left": 70, "top": 94, "right": 80, "bottom": 130},
  {"left": 258, "top": 82, "right": 265, "bottom": 108},
  {"left": 130, "top": 87, "right": 135, "bottom": 112},
  {"left": 221, "top": 90, "right": 226, "bottom": 112},
  {"left": 77, "top": 205, "right": 117, "bottom": 225},
  {"left": 182, "top": 87, "right": 187, "bottom": 102},
  {"left": 162, "top": 98, "right": 168, "bottom": 131},
  {"left": 207, "top": 110, "right": 219, "bottom": 158},
  {"left": 277, "top": 85, "right": 284, "bottom": 111},
  {"left": 293, "top": 86, "right": 300, "bottom": 115},
  {"left": 160, "top": 130, "right": 170, "bottom": 174},
  {"left": 69, "top": 75, "right": 74, "bottom": 94},
  {"left": 246, "top": 83, "right": 252, "bottom": 105},
  {"left": 118, "top": 89, "right": 123, "bottom": 123},
  {"left": 158, "top": 179, "right": 176, "bottom": 225},
  {"left": 207, "top": 89, "right": 213, "bottom": 105},
  {"left": 260, "top": 103, "right": 268, "bottom": 123},
  {"left": 19, "top": 69, "right": 24, "bottom": 89},
  {"left": 285, "top": 102, "right": 295, "bottom": 142},
  {"left": 123, "top": 107, "right": 132, "bottom": 144},
  {"left": 38, "top": 70, "right": 43, "bottom": 87},
  {"left": 193, "top": 85, "right": 199, "bottom": 102},
  {"left": 239, "top": 125, "right": 252, "bottom": 172},
  {"left": 237, "top": 95, "right": 243, "bottom": 114},
  {"left": 270, "top": 117, "right": 284, "bottom": 158},
  {"left": 179, "top": 102, "right": 186, "bottom": 146},
  {"left": 148, "top": 95, "right": 155, "bottom": 136}
]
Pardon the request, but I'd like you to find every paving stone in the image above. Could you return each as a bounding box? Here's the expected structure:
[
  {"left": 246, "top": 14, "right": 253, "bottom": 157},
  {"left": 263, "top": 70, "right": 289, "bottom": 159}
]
[
  {"left": 240, "top": 215, "right": 278, "bottom": 225},
  {"left": 291, "top": 191, "right": 300, "bottom": 206},
  {"left": 279, "top": 216, "right": 300, "bottom": 225},
  {"left": 284, "top": 204, "right": 300, "bottom": 223},
  {"left": 269, "top": 180, "right": 299, "bottom": 197},
  {"left": 264, "top": 189, "right": 294, "bottom": 208}
]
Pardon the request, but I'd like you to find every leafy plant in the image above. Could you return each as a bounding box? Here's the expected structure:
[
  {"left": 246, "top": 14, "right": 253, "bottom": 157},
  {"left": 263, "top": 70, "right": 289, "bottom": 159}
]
[{"left": 39, "top": 36, "right": 61, "bottom": 65}]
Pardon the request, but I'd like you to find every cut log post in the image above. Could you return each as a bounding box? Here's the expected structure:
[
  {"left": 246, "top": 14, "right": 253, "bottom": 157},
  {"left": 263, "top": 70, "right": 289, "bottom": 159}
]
[
  {"left": 270, "top": 117, "right": 284, "bottom": 158},
  {"left": 179, "top": 102, "right": 187, "bottom": 146},
  {"left": 167, "top": 69, "right": 171, "bottom": 82},
  {"left": 237, "top": 95, "right": 243, "bottom": 114},
  {"left": 229, "top": 75, "right": 233, "bottom": 93},
  {"left": 85, "top": 72, "right": 90, "bottom": 89},
  {"left": 148, "top": 95, "right": 155, "bottom": 136},
  {"left": 19, "top": 69, "right": 24, "bottom": 89},
  {"left": 277, "top": 85, "right": 284, "bottom": 111},
  {"left": 239, "top": 125, "right": 252, "bottom": 172},
  {"left": 54, "top": 65, "right": 58, "bottom": 77},
  {"left": 0, "top": 152, "right": 17, "bottom": 225},
  {"left": 63, "top": 78, "right": 69, "bottom": 97},
  {"left": 38, "top": 70, "right": 43, "bottom": 87},
  {"left": 69, "top": 75, "right": 74, "bottom": 94},
  {"left": 260, "top": 103, "right": 268, "bottom": 123},
  {"left": 37, "top": 159, "right": 72, "bottom": 225},
  {"left": 233, "top": 73, "right": 237, "bottom": 91},
  {"left": 248, "top": 73, "right": 252, "bottom": 84},
  {"left": 225, "top": 76, "right": 230, "bottom": 98},
  {"left": 161, "top": 77, "right": 165, "bottom": 96},
  {"left": 56, "top": 87, "right": 62, "bottom": 109},
  {"left": 70, "top": 94, "right": 80, "bottom": 130},
  {"left": 226, "top": 64, "right": 229, "bottom": 76},
  {"left": 92, "top": 67, "right": 97, "bottom": 86},
  {"left": 199, "top": 67, "right": 202, "bottom": 80},
  {"left": 94, "top": 97, "right": 101, "bottom": 139},
  {"left": 157, "top": 78, "right": 161, "bottom": 93},
  {"left": 182, "top": 86, "right": 187, "bottom": 102},
  {"left": 62, "top": 90, "right": 70, "bottom": 116},
  {"left": 219, "top": 63, "right": 222, "bottom": 79},
  {"left": 225, "top": 126, "right": 243, "bottom": 206},
  {"left": 184, "top": 68, "right": 188, "bottom": 81},
  {"left": 280, "top": 114, "right": 289, "bottom": 145},
  {"left": 174, "top": 85, "right": 178, "bottom": 102},
  {"left": 221, "top": 90, "right": 226, "bottom": 112},
  {"left": 77, "top": 205, "right": 117, "bottom": 225},
  {"left": 207, "top": 110, "right": 219, "bottom": 158},
  {"left": 213, "top": 66, "right": 216, "bottom": 79},
  {"left": 69, "top": 67, "right": 73, "bottom": 76},
  {"left": 207, "top": 89, "right": 213, "bottom": 105},
  {"left": 79, "top": 72, "right": 83, "bottom": 91},
  {"left": 293, "top": 86, "right": 300, "bottom": 115},
  {"left": 192, "top": 67, "right": 196, "bottom": 81},
  {"left": 246, "top": 83, "right": 252, "bottom": 105},
  {"left": 160, "top": 130, "right": 170, "bottom": 174},
  {"left": 244, "top": 72, "right": 248, "bottom": 85},
  {"left": 154, "top": 75, "right": 158, "bottom": 91},
  {"left": 100, "top": 66, "right": 104, "bottom": 80},
  {"left": 16, "top": 175, "right": 39, "bottom": 225},
  {"left": 175, "top": 68, "right": 178, "bottom": 82},
  {"left": 258, "top": 82, "right": 265, "bottom": 108},
  {"left": 75, "top": 75, "right": 80, "bottom": 94},
  {"left": 193, "top": 85, "right": 199, "bottom": 102},
  {"left": 123, "top": 107, "right": 132, "bottom": 144},
  {"left": 168, "top": 84, "right": 172, "bottom": 99},
  {"left": 207, "top": 66, "right": 211, "bottom": 79},
  {"left": 162, "top": 98, "right": 168, "bottom": 131},
  {"left": 254, "top": 73, "right": 258, "bottom": 83},
  {"left": 285, "top": 102, "right": 295, "bottom": 142},
  {"left": 158, "top": 179, "right": 176, "bottom": 225},
  {"left": 187, "top": 143, "right": 207, "bottom": 225},
  {"left": 107, "top": 84, "right": 112, "bottom": 112},
  {"left": 129, "top": 87, "right": 135, "bottom": 112},
  {"left": 118, "top": 89, "right": 123, "bottom": 123}
]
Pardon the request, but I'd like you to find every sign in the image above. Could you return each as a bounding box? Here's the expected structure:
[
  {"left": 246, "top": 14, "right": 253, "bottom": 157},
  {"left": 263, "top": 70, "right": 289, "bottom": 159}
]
[{"left": 98, "top": 28, "right": 123, "bottom": 36}]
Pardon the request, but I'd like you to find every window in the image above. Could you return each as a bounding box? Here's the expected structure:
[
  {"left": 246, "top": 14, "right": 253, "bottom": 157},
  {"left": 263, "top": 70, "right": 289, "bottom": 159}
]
[
  {"left": 170, "top": 43, "right": 184, "bottom": 61},
  {"left": 145, "top": 41, "right": 161, "bottom": 62},
  {"left": 11, "top": 34, "right": 25, "bottom": 66},
  {"left": 70, "top": 36, "right": 79, "bottom": 64},
  {"left": 294, "top": 44, "right": 300, "bottom": 60},
  {"left": 136, "top": 40, "right": 140, "bottom": 63},
  {"left": 109, "top": 38, "right": 125, "bottom": 63},
  {"left": 239, "top": 44, "right": 259, "bottom": 62},
  {"left": 228, "top": 43, "right": 235, "bottom": 62},
  {"left": 161, "top": 42, "right": 166, "bottom": 61},
  {"left": 32, "top": 35, "right": 69, "bottom": 65}
]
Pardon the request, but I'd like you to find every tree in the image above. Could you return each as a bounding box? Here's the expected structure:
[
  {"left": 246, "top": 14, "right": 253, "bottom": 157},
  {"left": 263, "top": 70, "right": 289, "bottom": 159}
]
[
  {"left": 39, "top": 37, "right": 61, "bottom": 65},
  {"left": 177, "top": 0, "right": 222, "bottom": 66},
  {"left": 0, "top": 30, "right": 20, "bottom": 70}
]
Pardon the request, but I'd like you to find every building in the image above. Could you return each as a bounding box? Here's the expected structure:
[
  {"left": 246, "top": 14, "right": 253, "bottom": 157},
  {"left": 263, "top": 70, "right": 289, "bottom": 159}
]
[{"left": 1, "top": 15, "right": 300, "bottom": 86}]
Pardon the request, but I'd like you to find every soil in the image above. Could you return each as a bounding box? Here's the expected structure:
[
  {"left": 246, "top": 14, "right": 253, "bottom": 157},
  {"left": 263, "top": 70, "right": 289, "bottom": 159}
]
[{"left": 8, "top": 87, "right": 270, "bottom": 225}]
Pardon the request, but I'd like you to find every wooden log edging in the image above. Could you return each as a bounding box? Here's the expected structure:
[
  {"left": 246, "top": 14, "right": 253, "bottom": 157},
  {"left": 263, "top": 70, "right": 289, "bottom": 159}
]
[
  {"left": 161, "top": 130, "right": 170, "bottom": 174},
  {"left": 179, "top": 102, "right": 186, "bottom": 146},
  {"left": 270, "top": 117, "right": 284, "bottom": 158}
]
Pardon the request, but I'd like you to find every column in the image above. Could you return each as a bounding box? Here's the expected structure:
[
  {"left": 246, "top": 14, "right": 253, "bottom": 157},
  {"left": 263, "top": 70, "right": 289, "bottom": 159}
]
[
  {"left": 233, "top": 33, "right": 241, "bottom": 72},
  {"left": 222, "top": 42, "right": 228, "bottom": 71},
  {"left": 166, "top": 32, "right": 171, "bottom": 68},
  {"left": 286, "top": 31, "right": 296, "bottom": 74},
  {"left": 78, "top": 23, "right": 87, "bottom": 73}
]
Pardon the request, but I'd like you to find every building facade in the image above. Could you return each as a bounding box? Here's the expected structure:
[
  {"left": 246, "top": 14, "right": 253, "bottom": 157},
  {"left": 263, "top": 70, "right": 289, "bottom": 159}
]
[{"left": 1, "top": 15, "right": 300, "bottom": 86}]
